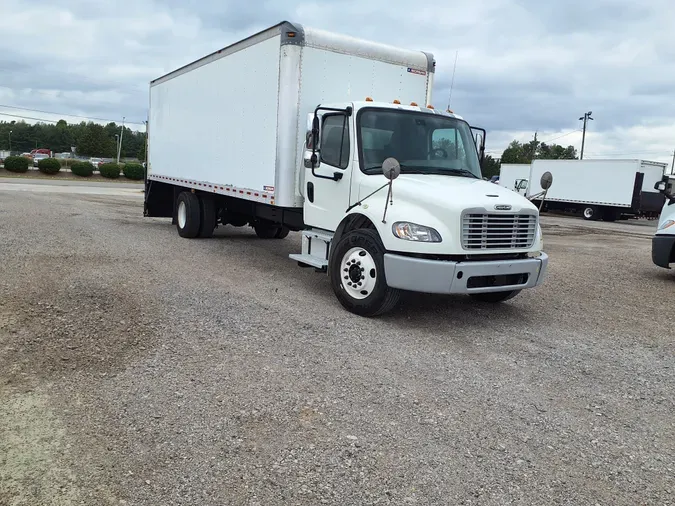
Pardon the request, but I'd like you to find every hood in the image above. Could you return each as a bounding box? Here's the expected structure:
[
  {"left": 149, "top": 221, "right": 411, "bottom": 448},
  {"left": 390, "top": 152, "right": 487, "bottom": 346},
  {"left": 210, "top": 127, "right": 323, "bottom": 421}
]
[{"left": 361, "top": 174, "right": 538, "bottom": 214}]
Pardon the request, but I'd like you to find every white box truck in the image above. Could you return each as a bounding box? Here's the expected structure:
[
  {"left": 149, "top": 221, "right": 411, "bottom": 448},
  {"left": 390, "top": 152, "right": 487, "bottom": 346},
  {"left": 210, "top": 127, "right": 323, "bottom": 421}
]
[
  {"left": 144, "top": 21, "right": 549, "bottom": 316},
  {"left": 652, "top": 175, "right": 675, "bottom": 268},
  {"left": 521, "top": 159, "right": 667, "bottom": 221},
  {"left": 498, "top": 164, "right": 531, "bottom": 195}
]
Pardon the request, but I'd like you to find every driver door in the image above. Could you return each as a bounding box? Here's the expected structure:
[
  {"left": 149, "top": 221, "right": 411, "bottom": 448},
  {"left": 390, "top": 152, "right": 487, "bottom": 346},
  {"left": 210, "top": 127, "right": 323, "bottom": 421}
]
[{"left": 303, "top": 112, "right": 353, "bottom": 231}]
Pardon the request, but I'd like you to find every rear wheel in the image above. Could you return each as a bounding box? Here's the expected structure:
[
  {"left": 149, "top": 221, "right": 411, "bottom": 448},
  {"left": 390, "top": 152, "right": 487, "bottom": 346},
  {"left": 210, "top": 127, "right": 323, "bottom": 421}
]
[
  {"left": 254, "top": 223, "right": 280, "bottom": 239},
  {"left": 274, "top": 226, "right": 290, "bottom": 239},
  {"left": 582, "top": 206, "right": 602, "bottom": 221},
  {"left": 176, "top": 192, "right": 201, "bottom": 238},
  {"left": 329, "top": 229, "right": 400, "bottom": 317},
  {"left": 469, "top": 290, "right": 521, "bottom": 303},
  {"left": 602, "top": 209, "right": 620, "bottom": 222},
  {"left": 198, "top": 196, "right": 217, "bottom": 238}
]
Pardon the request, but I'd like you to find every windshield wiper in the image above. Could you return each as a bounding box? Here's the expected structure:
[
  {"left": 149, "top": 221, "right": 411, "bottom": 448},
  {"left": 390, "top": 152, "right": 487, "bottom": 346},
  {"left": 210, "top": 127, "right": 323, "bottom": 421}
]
[
  {"left": 445, "top": 168, "right": 480, "bottom": 179},
  {"left": 399, "top": 167, "right": 479, "bottom": 178},
  {"left": 364, "top": 163, "right": 409, "bottom": 174}
]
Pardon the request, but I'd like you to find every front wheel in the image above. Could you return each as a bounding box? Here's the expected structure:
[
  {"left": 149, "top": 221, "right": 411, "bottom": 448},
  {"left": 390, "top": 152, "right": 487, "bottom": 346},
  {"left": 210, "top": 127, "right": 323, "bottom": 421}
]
[
  {"left": 469, "top": 290, "right": 521, "bottom": 303},
  {"left": 329, "top": 229, "right": 400, "bottom": 317}
]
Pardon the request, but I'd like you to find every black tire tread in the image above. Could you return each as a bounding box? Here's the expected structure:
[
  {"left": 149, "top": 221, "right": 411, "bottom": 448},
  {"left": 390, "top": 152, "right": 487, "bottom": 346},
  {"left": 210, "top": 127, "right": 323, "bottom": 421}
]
[
  {"left": 254, "top": 223, "right": 280, "bottom": 239},
  {"left": 198, "top": 196, "right": 217, "bottom": 238},
  {"left": 176, "top": 192, "right": 201, "bottom": 238},
  {"left": 274, "top": 226, "right": 290, "bottom": 239}
]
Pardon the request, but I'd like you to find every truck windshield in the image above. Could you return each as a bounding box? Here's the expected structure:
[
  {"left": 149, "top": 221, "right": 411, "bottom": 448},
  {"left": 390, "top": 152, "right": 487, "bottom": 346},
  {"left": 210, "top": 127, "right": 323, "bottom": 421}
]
[{"left": 357, "top": 108, "right": 482, "bottom": 178}]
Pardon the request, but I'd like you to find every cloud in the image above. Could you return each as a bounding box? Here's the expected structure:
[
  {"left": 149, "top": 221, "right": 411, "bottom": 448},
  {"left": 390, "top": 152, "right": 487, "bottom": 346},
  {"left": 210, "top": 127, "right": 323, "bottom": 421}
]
[{"left": 1, "top": 0, "right": 673, "bottom": 164}]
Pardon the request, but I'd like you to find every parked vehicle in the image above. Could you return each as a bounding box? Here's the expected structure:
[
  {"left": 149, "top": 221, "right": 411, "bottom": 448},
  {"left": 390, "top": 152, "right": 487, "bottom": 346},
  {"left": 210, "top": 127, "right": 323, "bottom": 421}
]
[
  {"left": 31, "top": 148, "right": 52, "bottom": 157},
  {"left": 498, "top": 164, "right": 531, "bottom": 195},
  {"left": 652, "top": 175, "right": 675, "bottom": 268},
  {"left": 512, "top": 159, "right": 667, "bottom": 221},
  {"left": 32, "top": 153, "right": 50, "bottom": 167},
  {"left": 89, "top": 157, "right": 103, "bottom": 168},
  {"left": 144, "top": 21, "right": 550, "bottom": 316}
]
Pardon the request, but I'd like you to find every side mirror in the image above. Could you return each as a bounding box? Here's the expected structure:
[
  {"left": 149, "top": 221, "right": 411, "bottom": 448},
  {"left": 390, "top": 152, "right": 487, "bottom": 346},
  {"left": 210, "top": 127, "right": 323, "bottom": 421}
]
[
  {"left": 303, "top": 150, "right": 318, "bottom": 169},
  {"left": 304, "top": 112, "right": 321, "bottom": 169},
  {"left": 382, "top": 157, "right": 401, "bottom": 180},
  {"left": 540, "top": 171, "right": 553, "bottom": 190},
  {"left": 655, "top": 181, "right": 667, "bottom": 192}
]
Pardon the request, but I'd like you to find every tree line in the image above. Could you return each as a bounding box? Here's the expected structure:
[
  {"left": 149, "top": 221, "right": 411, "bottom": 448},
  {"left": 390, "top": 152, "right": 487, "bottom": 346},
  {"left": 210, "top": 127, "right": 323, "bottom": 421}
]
[
  {"left": 0, "top": 120, "right": 146, "bottom": 159},
  {"left": 481, "top": 133, "right": 578, "bottom": 178}
]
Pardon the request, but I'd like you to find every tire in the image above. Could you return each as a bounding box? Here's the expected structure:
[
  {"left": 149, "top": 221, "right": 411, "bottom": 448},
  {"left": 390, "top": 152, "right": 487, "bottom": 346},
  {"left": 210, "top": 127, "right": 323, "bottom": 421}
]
[
  {"left": 329, "top": 229, "right": 400, "bottom": 317},
  {"left": 176, "top": 191, "right": 201, "bottom": 238},
  {"left": 582, "top": 206, "right": 602, "bottom": 221},
  {"left": 602, "top": 209, "right": 619, "bottom": 222},
  {"left": 198, "top": 196, "right": 217, "bottom": 238},
  {"left": 274, "top": 226, "right": 290, "bottom": 239},
  {"left": 469, "top": 290, "right": 521, "bottom": 303},
  {"left": 254, "top": 223, "right": 280, "bottom": 239}
]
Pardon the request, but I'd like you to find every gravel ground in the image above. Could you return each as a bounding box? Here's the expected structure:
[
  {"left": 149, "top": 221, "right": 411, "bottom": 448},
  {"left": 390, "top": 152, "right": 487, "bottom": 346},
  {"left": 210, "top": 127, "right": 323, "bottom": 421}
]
[{"left": 0, "top": 187, "right": 673, "bottom": 505}]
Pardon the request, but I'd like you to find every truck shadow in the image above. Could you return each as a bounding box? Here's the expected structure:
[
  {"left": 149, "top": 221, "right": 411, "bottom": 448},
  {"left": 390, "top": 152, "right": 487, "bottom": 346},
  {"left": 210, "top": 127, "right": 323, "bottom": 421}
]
[{"left": 385, "top": 291, "right": 527, "bottom": 325}]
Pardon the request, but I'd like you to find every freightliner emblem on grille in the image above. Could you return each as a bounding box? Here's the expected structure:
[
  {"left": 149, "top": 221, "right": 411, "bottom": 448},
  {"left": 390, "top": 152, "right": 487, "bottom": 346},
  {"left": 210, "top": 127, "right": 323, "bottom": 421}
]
[{"left": 494, "top": 204, "right": 512, "bottom": 211}]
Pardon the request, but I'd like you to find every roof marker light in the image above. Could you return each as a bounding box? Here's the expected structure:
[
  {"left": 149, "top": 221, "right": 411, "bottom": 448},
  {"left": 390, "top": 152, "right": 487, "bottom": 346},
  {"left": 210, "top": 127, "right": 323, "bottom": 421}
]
[
  {"left": 410, "top": 102, "right": 418, "bottom": 106},
  {"left": 365, "top": 97, "right": 373, "bottom": 102},
  {"left": 393, "top": 99, "right": 401, "bottom": 104}
]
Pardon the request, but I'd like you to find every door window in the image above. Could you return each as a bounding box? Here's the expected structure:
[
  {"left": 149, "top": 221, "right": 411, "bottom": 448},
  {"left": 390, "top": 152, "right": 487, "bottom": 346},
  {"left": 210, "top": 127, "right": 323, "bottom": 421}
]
[{"left": 320, "top": 115, "right": 350, "bottom": 169}]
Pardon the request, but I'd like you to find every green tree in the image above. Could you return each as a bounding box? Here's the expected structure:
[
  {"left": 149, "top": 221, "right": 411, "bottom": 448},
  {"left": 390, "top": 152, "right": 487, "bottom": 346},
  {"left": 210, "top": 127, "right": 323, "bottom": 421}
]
[
  {"left": 482, "top": 155, "right": 500, "bottom": 178},
  {"left": 77, "top": 123, "right": 116, "bottom": 157},
  {"left": 0, "top": 119, "right": 144, "bottom": 159},
  {"left": 500, "top": 134, "right": 578, "bottom": 164}
]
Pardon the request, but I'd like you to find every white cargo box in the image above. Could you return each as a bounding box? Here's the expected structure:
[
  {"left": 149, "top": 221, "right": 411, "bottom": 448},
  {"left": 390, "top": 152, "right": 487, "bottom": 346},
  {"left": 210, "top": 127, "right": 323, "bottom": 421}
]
[
  {"left": 528, "top": 159, "right": 666, "bottom": 209},
  {"left": 498, "top": 163, "right": 531, "bottom": 192},
  {"left": 147, "top": 21, "right": 435, "bottom": 208}
]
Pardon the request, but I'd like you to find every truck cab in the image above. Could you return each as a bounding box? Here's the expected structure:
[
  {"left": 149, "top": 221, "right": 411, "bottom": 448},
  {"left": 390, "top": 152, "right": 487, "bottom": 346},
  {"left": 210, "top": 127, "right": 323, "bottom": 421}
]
[
  {"left": 292, "top": 100, "right": 548, "bottom": 315},
  {"left": 652, "top": 176, "right": 675, "bottom": 268}
]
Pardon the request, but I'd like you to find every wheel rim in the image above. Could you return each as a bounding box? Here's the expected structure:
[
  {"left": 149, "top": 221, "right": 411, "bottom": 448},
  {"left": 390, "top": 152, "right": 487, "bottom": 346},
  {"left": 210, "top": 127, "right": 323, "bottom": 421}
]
[
  {"left": 340, "top": 247, "right": 377, "bottom": 300},
  {"left": 178, "top": 200, "right": 187, "bottom": 229},
  {"left": 584, "top": 207, "right": 593, "bottom": 219}
]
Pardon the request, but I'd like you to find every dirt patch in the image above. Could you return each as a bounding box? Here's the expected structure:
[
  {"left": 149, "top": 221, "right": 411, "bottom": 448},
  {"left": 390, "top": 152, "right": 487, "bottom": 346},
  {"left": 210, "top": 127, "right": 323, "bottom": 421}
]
[{"left": 0, "top": 265, "right": 157, "bottom": 393}]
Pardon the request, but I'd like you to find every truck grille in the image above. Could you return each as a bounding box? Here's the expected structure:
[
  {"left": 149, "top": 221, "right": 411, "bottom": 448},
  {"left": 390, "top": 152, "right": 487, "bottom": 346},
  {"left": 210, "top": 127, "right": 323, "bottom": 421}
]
[{"left": 461, "top": 213, "right": 537, "bottom": 250}]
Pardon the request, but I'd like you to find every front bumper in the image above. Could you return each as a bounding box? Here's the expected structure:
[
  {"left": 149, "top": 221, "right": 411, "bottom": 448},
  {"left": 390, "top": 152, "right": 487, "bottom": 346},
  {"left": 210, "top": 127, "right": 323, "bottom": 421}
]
[
  {"left": 652, "top": 235, "right": 675, "bottom": 268},
  {"left": 383, "top": 252, "right": 549, "bottom": 294}
]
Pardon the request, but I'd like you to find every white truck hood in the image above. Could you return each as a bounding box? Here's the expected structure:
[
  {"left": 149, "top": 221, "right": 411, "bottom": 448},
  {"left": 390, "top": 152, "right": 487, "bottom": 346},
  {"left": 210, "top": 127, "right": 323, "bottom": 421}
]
[
  {"left": 356, "top": 174, "right": 542, "bottom": 255},
  {"left": 388, "top": 174, "right": 537, "bottom": 213}
]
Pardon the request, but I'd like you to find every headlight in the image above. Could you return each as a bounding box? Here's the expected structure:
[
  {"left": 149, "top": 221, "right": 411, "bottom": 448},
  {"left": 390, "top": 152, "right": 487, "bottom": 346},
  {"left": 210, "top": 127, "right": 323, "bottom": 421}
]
[
  {"left": 392, "top": 222, "right": 442, "bottom": 242},
  {"left": 658, "top": 220, "right": 675, "bottom": 231}
]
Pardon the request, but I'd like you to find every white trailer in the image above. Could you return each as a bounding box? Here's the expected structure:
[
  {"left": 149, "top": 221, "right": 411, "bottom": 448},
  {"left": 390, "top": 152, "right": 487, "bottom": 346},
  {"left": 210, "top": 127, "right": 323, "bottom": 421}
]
[
  {"left": 144, "top": 21, "right": 549, "bottom": 316},
  {"left": 525, "top": 159, "right": 667, "bottom": 221},
  {"left": 498, "top": 164, "right": 531, "bottom": 195}
]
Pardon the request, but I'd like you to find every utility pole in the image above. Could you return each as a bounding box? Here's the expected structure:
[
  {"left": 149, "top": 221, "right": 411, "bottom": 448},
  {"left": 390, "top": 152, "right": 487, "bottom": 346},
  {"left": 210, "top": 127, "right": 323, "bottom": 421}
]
[
  {"left": 117, "top": 116, "right": 125, "bottom": 164},
  {"left": 8, "top": 130, "right": 12, "bottom": 152},
  {"left": 579, "top": 111, "right": 593, "bottom": 160},
  {"left": 671, "top": 149, "right": 675, "bottom": 175}
]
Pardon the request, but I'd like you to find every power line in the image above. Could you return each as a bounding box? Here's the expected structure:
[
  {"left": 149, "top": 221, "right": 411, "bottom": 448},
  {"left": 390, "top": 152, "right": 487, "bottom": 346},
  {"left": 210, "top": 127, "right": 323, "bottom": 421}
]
[
  {"left": 540, "top": 129, "right": 582, "bottom": 143},
  {"left": 0, "top": 104, "right": 145, "bottom": 125},
  {"left": 0, "top": 112, "right": 59, "bottom": 123}
]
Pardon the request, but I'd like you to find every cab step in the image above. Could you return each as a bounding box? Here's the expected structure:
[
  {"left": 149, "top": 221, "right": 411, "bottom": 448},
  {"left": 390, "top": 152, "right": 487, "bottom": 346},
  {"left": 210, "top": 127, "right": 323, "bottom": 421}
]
[{"left": 289, "top": 229, "right": 333, "bottom": 271}]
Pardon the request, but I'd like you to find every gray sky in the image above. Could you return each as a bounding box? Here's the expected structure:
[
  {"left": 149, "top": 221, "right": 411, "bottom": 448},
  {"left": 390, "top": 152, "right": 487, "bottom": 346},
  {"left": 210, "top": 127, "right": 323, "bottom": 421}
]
[{"left": 1, "top": 0, "right": 673, "bottom": 165}]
